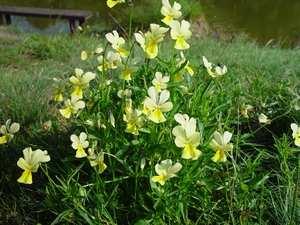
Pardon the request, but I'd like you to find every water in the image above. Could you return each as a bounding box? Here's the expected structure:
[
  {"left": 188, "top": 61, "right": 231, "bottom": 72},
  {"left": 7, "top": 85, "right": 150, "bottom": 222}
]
[
  {"left": 201, "top": 0, "right": 300, "bottom": 45},
  {"left": 0, "top": 0, "right": 300, "bottom": 45}
]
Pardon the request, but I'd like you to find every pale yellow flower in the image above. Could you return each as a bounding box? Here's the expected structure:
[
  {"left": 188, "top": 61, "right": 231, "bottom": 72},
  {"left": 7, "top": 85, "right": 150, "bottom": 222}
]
[
  {"left": 17, "top": 147, "right": 50, "bottom": 184},
  {"left": 258, "top": 113, "right": 271, "bottom": 124},
  {"left": 170, "top": 20, "right": 192, "bottom": 50},
  {"left": 95, "top": 47, "right": 104, "bottom": 54},
  {"left": 69, "top": 68, "right": 96, "bottom": 99},
  {"left": 143, "top": 87, "right": 173, "bottom": 123},
  {"left": 0, "top": 119, "right": 20, "bottom": 145},
  {"left": 240, "top": 104, "right": 254, "bottom": 118},
  {"left": 71, "top": 132, "right": 89, "bottom": 158},
  {"left": 53, "top": 91, "right": 63, "bottom": 102},
  {"left": 109, "top": 111, "right": 115, "bottom": 128},
  {"left": 121, "top": 67, "right": 134, "bottom": 81},
  {"left": 152, "top": 72, "right": 170, "bottom": 92},
  {"left": 117, "top": 89, "right": 132, "bottom": 98},
  {"left": 123, "top": 104, "right": 144, "bottom": 135},
  {"left": 59, "top": 97, "right": 85, "bottom": 119},
  {"left": 105, "top": 30, "right": 129, "bottom": 58},
  {"left": 178, "top": 52, "right": 194, "bottom": 76},
  {"left": 107, "top": 0, "right": 125, "bottom": 8},
  {"left": 210, "top": 131, "right": 233, "bottom": 163},
  {"left": 97, "top": 51, "right": 122, "bottom": 71},
  {"left": 161, "top": 0, "right": 182, "bottom": 25},
  {"left": 291, "top": 123, "right": 300, "bottom": 147},
  {"left": 151, "top": 159, "right": 182, "bottom": 185},
  {"left": 81, "top": 51, "right": 88, "bottom": 61},
  {"left": 87, "top": 149, "right": 107, "bottom": 173},
  {"left": 203, "top": 56, "right": 227, "bottom": 78},
  {"left": 135, "top": 24, "right": 169, "bottom": 59},
  {"left": 172, "top": 114, "right": 202, "bottom": 160}
]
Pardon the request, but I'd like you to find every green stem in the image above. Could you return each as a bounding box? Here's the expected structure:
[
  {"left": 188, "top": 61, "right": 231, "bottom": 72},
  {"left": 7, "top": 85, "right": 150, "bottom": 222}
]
[
  {"left": 199, "top": 79, "right": 213, "bottom": 102},
  {"left": 128, "top": 0, "right": 134, "bottom": 40}
]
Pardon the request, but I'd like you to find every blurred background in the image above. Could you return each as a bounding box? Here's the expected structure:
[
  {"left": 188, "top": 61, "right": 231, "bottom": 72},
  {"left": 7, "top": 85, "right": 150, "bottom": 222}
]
[{"left": 0, "top": 0, "right": 300, "bottom": 46}]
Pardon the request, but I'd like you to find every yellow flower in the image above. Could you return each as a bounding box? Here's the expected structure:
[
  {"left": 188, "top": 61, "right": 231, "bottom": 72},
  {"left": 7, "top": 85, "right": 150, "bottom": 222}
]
[
  {"left": 210, "top": 131, "right": 233, "bottom": 163},
  {"left": 161, "top": 0, "right": 182, "bottom": 25},
  {"left": 240, "top": 104, "right": 254, "bottom": 118},
  {"left": 152, "top": 72, "right": 170, "bottom": 92},
  {"left": 107, "top": 0, "right": 125, "bottom": 8},
  {"left": 178, "top": 52, "right": 194, "bottom": 76},
  {"left": 53, "top": 91, "right": 63, "bottom": 102},
  {"left": 69, "top": 68, "right": 96, "bottom": 99},
  {"left": 97, "top": 51, "right": 122, "bottom": 71},
  {"left": 81, "top": 51, "right": 88, "bottom": 61},
  {"left": 87, "top": 149, "right": 107, "bottom": 173},
  {"left": 143, "top": 87, "right": 173, "bottom": 123},
  {"left": 202, "top": 56, "right": 227, "bottom": 78},
  {"left": 0, "top": 119, "right": 20, "bottom": 145},
  {"left": 95, "top": 47, "right": 104, "bottom": 54},
  {"left": 151, "top": 159, "right": 182, "bottom": 185},
  {"left": 71, "top": 132, "right": 89, "bottom": 158},
  {"left": 121, "top": 67, "right": 134, "bottom": 81},
  {"left": 105, "top": 30, "right": 129, "bottom": 58},
  {"left": 291, "top": 123, "right": 300, "bottom": 147},
  {"left": 123, "top": 103, "right": 144, "bottom": 135},
  {"left": 117, "top": 89, "right": 132, "bottom": 98},
  {"left": 172, "top": 113, "right": 202, "bottom": 160},
  {"left": 258, "top": 113, "right": 271, "bottom": 124},
  {"left": 17, "top": 147, "right": 50, "bottom": 184},
  {"left": 170, "top": 20, "right": 192, "bottom": 50},
  {"left": 135, "top": 24, "right": 169, "bottom": 59},
  {"left": 59, "top": 97, "right": 85, "bottom": 119}
]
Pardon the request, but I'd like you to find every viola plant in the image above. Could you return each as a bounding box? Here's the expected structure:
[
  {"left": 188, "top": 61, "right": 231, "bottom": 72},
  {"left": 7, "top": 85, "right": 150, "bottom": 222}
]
[
  {"left": 3, "top": 1, "right": 298, "bottom": 224},
  {"left": 17, "top": 147, "right": 50, "bottom": 184},
  {"left": 106, "top": 0, "right": 125, "bottom": 8},
  {"left": 0, "top": 119, "right": 20, "bottom": 145}
]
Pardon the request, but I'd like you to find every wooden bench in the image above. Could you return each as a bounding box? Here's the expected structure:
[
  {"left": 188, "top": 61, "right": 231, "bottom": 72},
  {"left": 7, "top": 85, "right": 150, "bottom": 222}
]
[{"left": 0, "top": 5, "right": 93, "bottom": 33}]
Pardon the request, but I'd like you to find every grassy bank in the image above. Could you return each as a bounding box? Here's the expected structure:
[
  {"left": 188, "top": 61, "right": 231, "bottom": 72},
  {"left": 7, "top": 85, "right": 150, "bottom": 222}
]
[{"left": 0, "top": 32, "right": 299, "bottom": 225}]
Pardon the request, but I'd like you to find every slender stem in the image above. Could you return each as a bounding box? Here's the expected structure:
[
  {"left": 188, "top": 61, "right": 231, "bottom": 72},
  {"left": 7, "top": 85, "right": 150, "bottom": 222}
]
[
  {"left": 128, "top": 0, "right": 134, "bottom": 40},
  {"left": 199, "top": 79, "right": 213, "bottom": 102}
]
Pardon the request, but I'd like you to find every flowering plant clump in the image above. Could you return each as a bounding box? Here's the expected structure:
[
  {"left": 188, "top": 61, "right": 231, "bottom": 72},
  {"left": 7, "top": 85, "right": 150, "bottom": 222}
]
[{"left": 3, "top": 0, "right": 298, "bottom": 224}]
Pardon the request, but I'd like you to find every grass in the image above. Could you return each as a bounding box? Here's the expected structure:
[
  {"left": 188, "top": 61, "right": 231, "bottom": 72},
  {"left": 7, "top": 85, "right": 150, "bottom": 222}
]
[{"left": 0, "top": 31, "right": 299, "bottom": 225}]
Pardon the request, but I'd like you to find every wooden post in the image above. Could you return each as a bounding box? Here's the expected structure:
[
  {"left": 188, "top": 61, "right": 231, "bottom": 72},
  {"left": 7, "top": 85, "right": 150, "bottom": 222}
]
[
  {"left": 4, "top": 14, "right": 11, "bottom": 24},
  {"left": 78, "top": 17, "right": 85, "bottom": 26},
  {"left": 68, "top": 18, "right": 75, "bottom": 33}
]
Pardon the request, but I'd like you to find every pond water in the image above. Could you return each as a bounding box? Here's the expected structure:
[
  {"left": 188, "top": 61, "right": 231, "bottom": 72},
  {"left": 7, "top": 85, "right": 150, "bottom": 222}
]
[{"left": 0, "top": 0, "right": 300, "bottom": 45}]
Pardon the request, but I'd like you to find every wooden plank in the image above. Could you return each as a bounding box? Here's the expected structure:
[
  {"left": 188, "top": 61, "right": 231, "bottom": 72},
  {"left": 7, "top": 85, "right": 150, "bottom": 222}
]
[{"left": 0, "top": 6, "right": 92, "bottom": 19}]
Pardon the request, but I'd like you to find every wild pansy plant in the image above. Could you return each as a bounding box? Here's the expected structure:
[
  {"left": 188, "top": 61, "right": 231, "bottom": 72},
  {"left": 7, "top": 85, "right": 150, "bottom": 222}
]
[
  {"left": 105, "top": 30, "right": 129, "bottom": 58},
  {"left": 59, "top": 96, "right": 85, "bottom": 119},
  {"left": 17, "top": 147, "right": 50, "bottom": 184},
  {"left": 18, "top": 0, "right": 240, "bottom": 200},
  {"left": 151, "top": 159, "right": 182, "bottom": 185},
  {"left": 71, "top": 132, "right": 89, "bottom": 158},
  {"left": 0, "top": 119, "right": 20, "bottom": 145},
  {"left": 69, "top": 68, "right": 96, "bottom": 99},
  {"left": 170, "top": 20, "right": 192, "bottom": 50},
  {"left": 152, "top": 72, "right": 170, "bottom": 92},
  {"left": 203, "top": 56, "right": 227, "bottom": 78},
  {"left": 87, "top": 149, "right": 107, "bottom": 174},
  {"left": 143, "top": 87, "right": 173, "bottom": 123},
  {"left": 161, "top": 0, "right": 182, "bottom": 25},
  {"left": 135, "top": 24, "right": 169, "bottom": 59},
  {"left": 106, "top": 0, "right": 125, "bottom": 8},
  {"left": 291, "top": 123, "right": 300, "bottom": 147},
  {"left": 172, "top": 113, "right": 202, "bottom": 160},
  {"left": 210, "top": 131, "right": 233, "bottom": 163}
]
